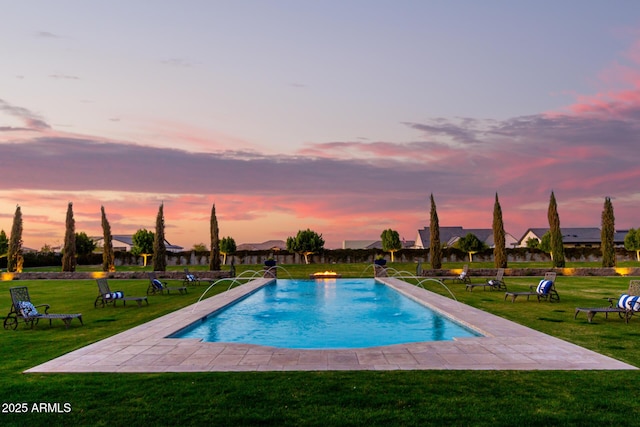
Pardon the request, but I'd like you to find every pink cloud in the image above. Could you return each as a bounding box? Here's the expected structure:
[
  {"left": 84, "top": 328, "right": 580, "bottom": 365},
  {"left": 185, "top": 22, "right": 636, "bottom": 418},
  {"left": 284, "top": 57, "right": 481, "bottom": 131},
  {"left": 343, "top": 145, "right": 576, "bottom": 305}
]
[
  {"left": 296, "top": 140, "right": 462, "bottom": 166},
  {"left": 560, "top": 37, "right": 640, "bottom": 118},
  {"left": 137, "top": 118, "right": 259, "bottom": 153},
  {"left": 5, "top": 31, "right": 640, "bottom": 251}
]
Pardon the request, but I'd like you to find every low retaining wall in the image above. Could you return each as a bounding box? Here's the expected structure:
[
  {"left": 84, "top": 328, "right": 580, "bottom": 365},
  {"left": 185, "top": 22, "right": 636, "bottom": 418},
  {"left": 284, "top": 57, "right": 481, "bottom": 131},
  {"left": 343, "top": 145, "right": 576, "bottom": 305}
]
[
  {"left": 1, "top": 271, "right": 232, "bottom": 281},
  {"left": 2, "top": 268, "right": 638, "bottom": 281},
  {"left": 421, "top": 267, "right": 640, "bottom": 278}
]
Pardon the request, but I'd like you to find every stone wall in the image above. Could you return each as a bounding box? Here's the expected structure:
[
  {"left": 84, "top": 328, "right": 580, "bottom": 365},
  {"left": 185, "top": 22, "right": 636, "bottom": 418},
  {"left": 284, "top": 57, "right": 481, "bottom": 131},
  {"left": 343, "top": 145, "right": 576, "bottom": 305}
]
[
  {"left": 10, "top": 247, "right": 633, "bottom": 269},
  {"left": 420, "top": 267, "right": 640, "bottom": 278},
  {"left": 2, "top": 270, "right": 232, "bottom": 281},
  {"left": 225, "top": 247, "right": 637, "bottom": 265},
  {"left": 2, "top": 267, "right": 637, "bottom": 281}
]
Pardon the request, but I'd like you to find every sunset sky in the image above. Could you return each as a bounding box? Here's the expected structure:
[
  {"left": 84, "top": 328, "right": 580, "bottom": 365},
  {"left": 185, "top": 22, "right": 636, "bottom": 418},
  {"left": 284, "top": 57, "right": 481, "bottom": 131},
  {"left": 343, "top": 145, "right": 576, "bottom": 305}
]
[{"left": 2, "top": 1, "right": 640, "bottom": 250}]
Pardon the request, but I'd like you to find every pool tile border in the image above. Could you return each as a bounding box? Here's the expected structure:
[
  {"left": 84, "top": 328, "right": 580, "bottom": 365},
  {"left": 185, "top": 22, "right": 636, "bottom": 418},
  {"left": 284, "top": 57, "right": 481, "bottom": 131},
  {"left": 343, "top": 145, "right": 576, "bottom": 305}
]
[{"left": 26, "top": 277, "right": 636, "bottom": 373}]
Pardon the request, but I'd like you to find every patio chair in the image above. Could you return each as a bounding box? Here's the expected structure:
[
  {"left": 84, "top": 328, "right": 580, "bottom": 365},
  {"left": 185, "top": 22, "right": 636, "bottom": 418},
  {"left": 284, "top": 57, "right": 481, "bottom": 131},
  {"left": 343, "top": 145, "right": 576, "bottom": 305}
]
[
  {"left": 182, "top": 268, "right": 201, "bottom": 286},
  {"left": 574, "top": 280, "right": 640, "bottom": 323},
  {"left": 504, "top": 272, "right": 559, "bottom": 302},
  {"left": 443, "top": 264, "right": 471, "bottom": 285},
  {"left": 147, "top": 272, "right": 188, "bottom": 295},
  {"left": 95, "top": 278, "right": 148, "bottom": 308},
  {"left": 466, "top": 268, "right": 506, "bottom": 292},
  {"left": 4, "top": 286, "right": 83, "bottom": 329}
]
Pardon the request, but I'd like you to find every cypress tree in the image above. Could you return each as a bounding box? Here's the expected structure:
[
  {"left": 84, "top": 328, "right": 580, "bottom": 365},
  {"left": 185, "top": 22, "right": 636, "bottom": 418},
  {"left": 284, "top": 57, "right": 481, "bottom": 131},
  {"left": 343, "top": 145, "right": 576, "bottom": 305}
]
[
  {"left": 7, "top": 205, "right": 23, "bottom": 272},
  {"left": 209, "top": 203, "right": 221, "bottom": 271},
  {"left": 429, "top": 194, "right": 442, "bottom": 269},
  {"left": 153, "top": 203, "right": 167, "bottom": 271},
  {"left": 493, "top": 193, "right": 507, "bottom": 268},
  {"left": 547, "top": 191, "right": 565, "bottom": 268},
  {"left": 101, "top": 206, "right": 116, "bottom": 272},
  {"left": 0, "top": 230, "right": 8, "bottom": 256},
  {"left": 61, "top": 202, "right": 76, "bottom": 272},
  {"left": 601, "top": 196, "right": 616, "bottom": 267}
]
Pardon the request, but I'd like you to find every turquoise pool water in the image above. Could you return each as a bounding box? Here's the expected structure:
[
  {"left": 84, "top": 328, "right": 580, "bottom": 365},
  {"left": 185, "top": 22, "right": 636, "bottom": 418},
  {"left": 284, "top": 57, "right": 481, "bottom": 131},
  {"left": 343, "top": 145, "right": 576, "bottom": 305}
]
[{"left": 171, "top": 278, "right": 480, "bottom": 349}]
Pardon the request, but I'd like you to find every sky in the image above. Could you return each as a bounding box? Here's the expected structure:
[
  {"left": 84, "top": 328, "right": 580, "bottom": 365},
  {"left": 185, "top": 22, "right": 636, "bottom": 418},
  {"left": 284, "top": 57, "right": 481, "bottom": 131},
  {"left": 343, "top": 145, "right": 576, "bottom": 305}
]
[{"left": 2, "top": 1, "right": 640, "bottom": 250}]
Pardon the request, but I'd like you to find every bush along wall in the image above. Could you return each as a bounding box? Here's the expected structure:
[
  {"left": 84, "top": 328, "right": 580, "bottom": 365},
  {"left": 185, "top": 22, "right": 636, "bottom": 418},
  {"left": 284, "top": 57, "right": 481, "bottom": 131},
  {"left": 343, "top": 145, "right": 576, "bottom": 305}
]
[{"left": 7, "top": 247, "right": 640, "bottom": 270}]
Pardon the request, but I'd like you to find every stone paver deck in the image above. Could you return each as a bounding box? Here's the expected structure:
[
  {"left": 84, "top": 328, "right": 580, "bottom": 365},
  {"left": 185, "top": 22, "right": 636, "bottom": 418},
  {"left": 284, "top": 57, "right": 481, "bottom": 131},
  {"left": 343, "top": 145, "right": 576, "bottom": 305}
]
[{"left": 26, "top": 277, "right": 636, "bottom": 373}]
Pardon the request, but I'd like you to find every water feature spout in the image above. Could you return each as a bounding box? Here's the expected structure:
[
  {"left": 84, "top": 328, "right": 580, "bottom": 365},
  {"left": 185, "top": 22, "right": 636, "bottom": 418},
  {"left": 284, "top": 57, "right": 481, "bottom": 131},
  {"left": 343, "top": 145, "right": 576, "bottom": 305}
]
[
  {"left": 415, "top": 278, "right": 457, "bottom": 302},
  {"left": 360, "top": 264, "right": 375, "bottom": 277},
  {"left": 264, "top": 265, "right": 277, "bottom": 279},
  {"left": 191, "top": 266, "right": 294, "bottom": 313},
  {"left": 374, "top": 264, "right": 388, "bottom": 278},
  {"left": 191, "top": 269, "right": 262, "bottom": 313},
  {"left": 264, "top": 265, "right": 294, "bottom": 280},
  {"left": 385, "top": 267, "right": 457, "bottom": 302}
]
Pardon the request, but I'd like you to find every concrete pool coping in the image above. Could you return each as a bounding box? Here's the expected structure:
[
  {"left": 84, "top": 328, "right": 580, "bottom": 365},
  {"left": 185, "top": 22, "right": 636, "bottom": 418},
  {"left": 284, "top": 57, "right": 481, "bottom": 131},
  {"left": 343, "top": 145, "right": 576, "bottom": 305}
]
[{"left": 26, "top": 277, "right": 636, "bottom": 373}]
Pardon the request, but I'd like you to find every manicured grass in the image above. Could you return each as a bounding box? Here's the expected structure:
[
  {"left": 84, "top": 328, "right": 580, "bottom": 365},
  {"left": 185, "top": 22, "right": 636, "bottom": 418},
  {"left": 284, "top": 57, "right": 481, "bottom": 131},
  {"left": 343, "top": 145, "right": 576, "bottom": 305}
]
[
  {"left": 21, "top": 259, "right": 640, "bottom": 273},
  {"left": 1, "top": 263, "right": 640, "bottom": 426}
]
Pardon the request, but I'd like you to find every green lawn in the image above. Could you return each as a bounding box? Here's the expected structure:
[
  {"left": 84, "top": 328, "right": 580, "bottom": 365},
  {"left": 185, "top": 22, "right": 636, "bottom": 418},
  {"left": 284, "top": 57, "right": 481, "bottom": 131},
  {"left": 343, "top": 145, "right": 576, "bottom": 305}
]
[{"left": 2, "top": 263, "right": 640, "bottom": 426}]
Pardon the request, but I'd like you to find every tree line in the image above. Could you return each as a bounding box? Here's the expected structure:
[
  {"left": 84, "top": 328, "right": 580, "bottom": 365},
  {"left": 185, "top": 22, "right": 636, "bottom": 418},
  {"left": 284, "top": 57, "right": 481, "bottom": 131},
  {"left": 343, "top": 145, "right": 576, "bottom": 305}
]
[
  {"left": 1, "top": 202, "right": 232, "bottom": 273},
  {"left": 427, "top": 192, "right": 635, "bottom": 268},
  {"left": 2, "top": 193, "right": 638, "bottom": 272}
]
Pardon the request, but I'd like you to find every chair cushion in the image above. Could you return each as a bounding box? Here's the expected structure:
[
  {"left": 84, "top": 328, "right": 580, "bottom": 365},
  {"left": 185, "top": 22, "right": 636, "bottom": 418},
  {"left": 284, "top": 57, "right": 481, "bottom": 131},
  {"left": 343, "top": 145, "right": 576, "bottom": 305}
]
[
  {"left": 17, "top": 301, "right": 39, "bottom": 317},
  {"left": 617, "top": 294, "right": 640, "bottom": 311},
  {"left": 105, "top": 291, "right": 124, "bottom": 299},
  {"left": 152, "top": 279, "right": 164, "bottom": 289},
  {"left": 536, "top": 280, "right": 553, "bottom": 294}
]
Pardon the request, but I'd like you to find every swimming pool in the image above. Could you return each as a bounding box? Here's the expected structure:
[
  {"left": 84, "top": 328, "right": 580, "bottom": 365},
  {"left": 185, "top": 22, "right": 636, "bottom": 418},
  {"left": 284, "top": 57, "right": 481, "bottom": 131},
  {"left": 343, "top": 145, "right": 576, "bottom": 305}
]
[{"left": 171, "top": 278, "right": 480, "bottom": 349}]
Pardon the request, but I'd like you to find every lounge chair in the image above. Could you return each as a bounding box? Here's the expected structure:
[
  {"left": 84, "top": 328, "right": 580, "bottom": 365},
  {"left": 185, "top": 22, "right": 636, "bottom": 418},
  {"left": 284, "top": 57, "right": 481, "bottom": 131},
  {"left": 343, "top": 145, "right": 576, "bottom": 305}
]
[
  {"left": 443, "top": 264, "right": 471, "bottom": 285},
  {"left": 4, "top": 286, "right": 83, "bottom": 329},
  {"left": 466, "top": 268, "right": 506, "bottom": 292},
  {"left": 574, "top": 280, "right": 640, "bottom": 323},
  {"left": 147, "top": 272, "right": 188, "bottom": 295},
  {"left": 504, "top": 272, "right": 559, "bottom": 302},
  {"left": 95, "top": 278, "right": 148, "bottom": 308},
  {"left": 182, "top": 268, "right": 201, "bottom": 286}
]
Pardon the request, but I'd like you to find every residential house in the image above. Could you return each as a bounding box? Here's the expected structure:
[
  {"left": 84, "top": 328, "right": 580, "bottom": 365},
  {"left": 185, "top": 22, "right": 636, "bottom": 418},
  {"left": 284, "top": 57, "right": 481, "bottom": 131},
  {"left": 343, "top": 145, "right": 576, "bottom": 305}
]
[
  {"left": 93, "top": 234, "right": 184, "bottom": 253},
  {"left": 519, "top": 227, "right": 628, "bottom": 248},
  {"left": 236, "top": 240, "right": 287, "bottom": 251},
  {"left": 414, "top": 226, "right": 518, "bottom": 249},
  {"left": 342, "top": 240, "right": 379, "bottom": 249},
  {"left": 342, "top": 240, "right": 415, "bottom": 250}
]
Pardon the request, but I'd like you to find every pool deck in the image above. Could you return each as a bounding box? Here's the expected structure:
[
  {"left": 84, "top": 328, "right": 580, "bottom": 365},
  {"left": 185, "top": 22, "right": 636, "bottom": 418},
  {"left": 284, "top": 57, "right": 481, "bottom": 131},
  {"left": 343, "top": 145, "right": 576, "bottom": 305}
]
[{"left": 26, "top": 277, "right": 636, "bottom": 373}]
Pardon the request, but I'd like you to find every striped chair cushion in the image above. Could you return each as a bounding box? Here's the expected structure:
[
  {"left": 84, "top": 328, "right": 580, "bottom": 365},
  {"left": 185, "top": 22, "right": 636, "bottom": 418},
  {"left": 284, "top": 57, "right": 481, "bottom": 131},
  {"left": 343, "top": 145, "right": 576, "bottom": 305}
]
[
  {"left": 536, "top": 280, "right": 553, "bottom": 294},
  {"left": 617, "top": 294, "right": 640, "bottom": 311},
  {"left": 105, "top": 291, "right": 124, "bottom": 299}
]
